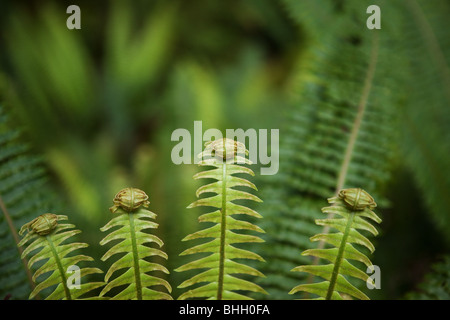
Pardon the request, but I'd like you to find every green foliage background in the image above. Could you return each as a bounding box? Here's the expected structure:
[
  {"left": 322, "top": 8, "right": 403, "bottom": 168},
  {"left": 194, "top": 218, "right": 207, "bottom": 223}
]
[{"left": 0, "top": 0, "right": 449, "bottom": 299}]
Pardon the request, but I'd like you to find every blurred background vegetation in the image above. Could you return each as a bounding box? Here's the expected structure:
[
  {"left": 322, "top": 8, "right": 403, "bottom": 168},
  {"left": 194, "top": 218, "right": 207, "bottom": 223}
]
[{"left": 0, "top": 0, "right": 449, "bottom": 300}]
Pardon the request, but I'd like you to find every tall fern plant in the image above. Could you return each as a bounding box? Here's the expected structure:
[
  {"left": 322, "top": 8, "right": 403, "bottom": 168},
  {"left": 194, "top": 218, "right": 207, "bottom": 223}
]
[
  {"left": 290, "top": 188, "right": 381, "bottom": 299},
  {"left": 18, "top": 214, "right": 104, "bottom": 300},
  {"left": 176, "top": 138, "right": 267, "bottom": 300},
  {"left": 254, "top": 0, "right": 404, "bottom": 298},
  {"left": 99, "top": 188, "right": 172, "bottom": 300}
]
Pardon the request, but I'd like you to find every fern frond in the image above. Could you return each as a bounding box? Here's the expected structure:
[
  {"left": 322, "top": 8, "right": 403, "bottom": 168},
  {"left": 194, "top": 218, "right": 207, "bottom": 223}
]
[
  {"left": 290, "top": 189, "right": 381, "bottom": 300},
  {"left": 18, "top": 214, "right": 104, "bottom": 299},
  {"left": 0, "top": 104, "right": 61, "bottom": 299},
  {"left": 398, "top": 0, "right": 450, "bottom": 244},
  {"left": 254, "top": 0, "right": 402, "bottom": 298},
  {"left": 99, "top": 188, "right": 172, "bottom": 300},
  {"left": 405, "top": 255, "right": 450, "bottom": 300},
  {"left": 176, "top": 138, "right": 267, "bottom": 300}
]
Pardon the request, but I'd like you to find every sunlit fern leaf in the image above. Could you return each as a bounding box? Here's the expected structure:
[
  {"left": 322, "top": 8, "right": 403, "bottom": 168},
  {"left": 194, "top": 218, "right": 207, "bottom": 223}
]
[
  {"left": 176, "top": 138, "right": 267, "bottom": 300},
  {"left": 290, "top": 189, "right": 381, "bottom": 300},
  {"left": 18, "top": 214, "right": 104, "bottom": 300},
  {"left": 99, "top": 188, "right": 172, "bottom": 300},
  {"left": 0, "top": 104, "right": 61, "bottom": 299}
]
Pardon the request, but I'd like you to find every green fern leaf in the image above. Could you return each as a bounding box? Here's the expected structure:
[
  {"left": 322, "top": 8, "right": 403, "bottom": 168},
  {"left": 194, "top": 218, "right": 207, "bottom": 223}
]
[
  {"left": 254, "top": 0, "right": 403, "bottom": 298},
  {"left": 0, "top": 104, "right": 61, "bottom": 299},
  {"left": 290, "top": 189, "right": 381, "bottom": 300},
  {"left": 176, "top": 138, "right": 267, "bottom": 300},
  {"left": 18, "top": 214, "right": 104, "bottom": 300},
  {"left": 99, "top": 188, "right": 172, "bottom": 300}
]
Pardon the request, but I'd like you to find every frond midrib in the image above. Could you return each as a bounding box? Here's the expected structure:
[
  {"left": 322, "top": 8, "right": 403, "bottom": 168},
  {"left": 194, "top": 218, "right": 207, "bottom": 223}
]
[
  {"left": 325, "top": 211, "right": 354, "bottom": 299},
  {"left": 128, "top": 213, "right": 142, "bottom": 300},
  {"left": 217, "top": 163, "right": 227, "bottom": 300}
]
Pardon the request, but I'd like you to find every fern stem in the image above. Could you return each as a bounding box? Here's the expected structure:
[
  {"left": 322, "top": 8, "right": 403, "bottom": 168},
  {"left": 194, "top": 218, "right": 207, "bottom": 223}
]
[
  {"left": 128, "top": 213, "right": 143, "bottom": 300},
  {"left": 325, "top": 211, "right": 355, "bottom": 300},
  {"left": 217, "top": 162, "right": 227, "bottom": 300},
  {"left": 46, "top": 235, "right": 71, "bottom": 300},
  {"left": 0, "top": 195, "right": 36, "bottom": 295}
]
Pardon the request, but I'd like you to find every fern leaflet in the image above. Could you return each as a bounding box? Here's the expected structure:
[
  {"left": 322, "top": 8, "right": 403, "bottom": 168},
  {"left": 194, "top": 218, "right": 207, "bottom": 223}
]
[
  {"left": 18, "top": 214, "right": 104, "bottom": 299},
  {"left": 176, "top": 138, "right": 267, "bottom": 300},
  {"left": 99, "top": 188, "right": 172, "bottom": 300},
  {"left": 290, "top": 188, "right": 381, "bottom": 300}
]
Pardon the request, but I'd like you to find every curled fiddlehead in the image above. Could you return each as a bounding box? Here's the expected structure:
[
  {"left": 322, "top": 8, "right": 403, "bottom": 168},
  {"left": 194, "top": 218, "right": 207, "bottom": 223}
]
[
  {"left": 176, "top": 138, "right": 267, "bottom": 300},
  {"left": 290, "top": 188, "right": 381, "bottom": 300},
  {"left": 99, "top": 188, "right": 172, "bottom": 300},
  {"left": 18, "top": 214, "right": 104, "bottom": 300}
]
